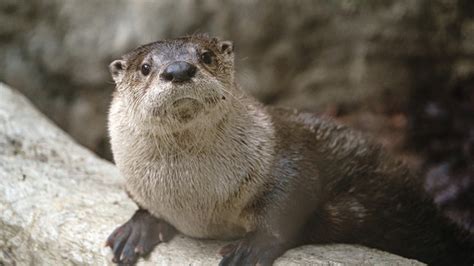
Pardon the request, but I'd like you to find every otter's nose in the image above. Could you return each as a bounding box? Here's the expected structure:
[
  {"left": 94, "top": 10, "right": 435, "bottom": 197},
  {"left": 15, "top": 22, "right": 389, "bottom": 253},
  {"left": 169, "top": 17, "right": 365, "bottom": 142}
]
[{"left": 160, "top": 61, "right": 197, "bottom": 83}]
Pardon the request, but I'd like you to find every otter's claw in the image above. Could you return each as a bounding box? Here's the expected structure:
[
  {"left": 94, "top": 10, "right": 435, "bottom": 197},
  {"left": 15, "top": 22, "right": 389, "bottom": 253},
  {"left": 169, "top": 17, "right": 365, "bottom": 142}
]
[{"left": 106, "top": 209, "right": 176, "bottom": 265}]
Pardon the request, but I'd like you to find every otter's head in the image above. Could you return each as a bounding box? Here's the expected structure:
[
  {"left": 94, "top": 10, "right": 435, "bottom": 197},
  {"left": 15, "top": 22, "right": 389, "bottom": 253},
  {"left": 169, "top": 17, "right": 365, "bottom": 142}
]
[{"left": 109, "top": 35, "right": 236, "bottom": 133}]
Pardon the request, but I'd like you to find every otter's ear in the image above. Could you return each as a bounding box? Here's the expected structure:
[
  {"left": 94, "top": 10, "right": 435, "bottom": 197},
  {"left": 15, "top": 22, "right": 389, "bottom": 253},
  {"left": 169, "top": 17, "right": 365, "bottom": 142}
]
[
  {"left": 218, "top": 41, "right": 233, "bottom": 55},
  {"left": 109, "top": 59, "right": 127, "bottom": 83}
]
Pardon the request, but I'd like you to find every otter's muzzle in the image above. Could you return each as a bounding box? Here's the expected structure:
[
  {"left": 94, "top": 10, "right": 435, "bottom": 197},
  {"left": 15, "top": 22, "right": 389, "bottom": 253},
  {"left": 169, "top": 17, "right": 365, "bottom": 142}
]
[{"left": 160, "top": 61, "right": 197, "bottom": 83}]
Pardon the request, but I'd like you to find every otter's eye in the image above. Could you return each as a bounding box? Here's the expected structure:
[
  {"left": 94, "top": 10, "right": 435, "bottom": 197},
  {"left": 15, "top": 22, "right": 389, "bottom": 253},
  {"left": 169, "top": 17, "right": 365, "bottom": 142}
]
[
  {"left": 201, "top": 51, "right": 213, "bottom": 65},
  {"left": 141, "top": 64, "right": 151, "bottom": 76}
]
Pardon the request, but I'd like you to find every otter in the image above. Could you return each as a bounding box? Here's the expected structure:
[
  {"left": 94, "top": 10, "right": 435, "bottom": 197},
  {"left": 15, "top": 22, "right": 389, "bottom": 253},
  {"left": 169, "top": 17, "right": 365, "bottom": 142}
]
[{"left": 105, "top": 35, "right": 473, "bottom": 265}]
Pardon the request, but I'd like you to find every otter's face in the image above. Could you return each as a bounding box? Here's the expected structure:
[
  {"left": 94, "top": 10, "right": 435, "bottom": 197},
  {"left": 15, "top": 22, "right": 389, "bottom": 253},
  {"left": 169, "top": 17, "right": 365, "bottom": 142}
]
[{"left": 109, "top": 36, "right": 235, "bottom": 131}]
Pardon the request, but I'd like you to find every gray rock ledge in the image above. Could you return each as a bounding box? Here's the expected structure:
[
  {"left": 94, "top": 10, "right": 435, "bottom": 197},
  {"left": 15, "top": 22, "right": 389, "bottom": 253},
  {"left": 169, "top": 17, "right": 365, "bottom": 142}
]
[{"left": 0, "top": 82, "right": 423, "bottom": 265}]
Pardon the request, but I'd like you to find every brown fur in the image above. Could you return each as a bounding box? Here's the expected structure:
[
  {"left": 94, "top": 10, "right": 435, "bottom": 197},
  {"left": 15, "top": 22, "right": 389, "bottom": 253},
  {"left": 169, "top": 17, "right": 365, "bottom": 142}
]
[{"left": 108, "top": 35, "right": 473, "bottom": 265}]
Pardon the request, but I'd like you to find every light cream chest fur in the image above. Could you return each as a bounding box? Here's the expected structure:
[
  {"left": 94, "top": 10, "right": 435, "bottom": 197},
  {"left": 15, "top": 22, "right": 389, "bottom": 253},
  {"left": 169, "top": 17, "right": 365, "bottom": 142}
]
[{"left": 109, "top": 101, "right": 275, "bottom": 239}]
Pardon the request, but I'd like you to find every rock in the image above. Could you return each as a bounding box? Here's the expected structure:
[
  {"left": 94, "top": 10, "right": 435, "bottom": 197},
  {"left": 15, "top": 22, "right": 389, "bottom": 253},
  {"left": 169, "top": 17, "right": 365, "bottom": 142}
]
[
  {"left": 0, "top": 82, "right": 423, "bottom": 265},
  {"left": 1, "top": 0, "right": 472, "bottom": 160}
]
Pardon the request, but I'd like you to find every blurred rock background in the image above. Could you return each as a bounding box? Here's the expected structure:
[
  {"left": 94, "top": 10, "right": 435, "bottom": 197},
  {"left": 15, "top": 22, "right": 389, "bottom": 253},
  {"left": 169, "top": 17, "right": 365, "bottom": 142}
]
[{"left": 0, "top": 0, "right": 473, "bottom": 231}]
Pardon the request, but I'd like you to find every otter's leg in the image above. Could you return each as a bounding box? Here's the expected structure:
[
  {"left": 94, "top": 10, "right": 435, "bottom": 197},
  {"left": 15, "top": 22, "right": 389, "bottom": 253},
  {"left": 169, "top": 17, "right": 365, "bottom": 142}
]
[
  {"left": 106, "top": 209, "right": 176, "bottom": 265},
  {"left": 219, "top": 187, "right": 316, "bottom": 265},
  {"left": 219, "top": 231, "right": 298, "bottom": 266}
]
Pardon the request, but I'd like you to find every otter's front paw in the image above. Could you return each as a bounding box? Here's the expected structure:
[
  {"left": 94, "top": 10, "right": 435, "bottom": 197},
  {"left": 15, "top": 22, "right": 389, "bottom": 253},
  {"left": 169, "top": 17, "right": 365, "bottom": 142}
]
[
  {"left": 219, "top": 232, "right": 289, "bottom": 266},
  {"left": 106, "top": 209, "right": 176, "bottom": 265}
]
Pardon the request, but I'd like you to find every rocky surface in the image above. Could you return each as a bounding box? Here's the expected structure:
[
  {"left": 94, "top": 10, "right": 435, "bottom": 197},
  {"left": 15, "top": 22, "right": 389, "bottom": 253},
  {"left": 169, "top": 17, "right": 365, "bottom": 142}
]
[
  {"left": 1, "top": 0, "right": 472, "bottom": 159},
  {"left": 0, "top": 82, "right": 424, "bottom": 265}
]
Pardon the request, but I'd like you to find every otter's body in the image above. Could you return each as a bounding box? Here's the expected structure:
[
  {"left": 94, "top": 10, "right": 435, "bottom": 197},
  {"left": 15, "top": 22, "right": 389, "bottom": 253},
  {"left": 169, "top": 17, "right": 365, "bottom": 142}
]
[
  {"left": 106, "top": 35, "right": 473, "bottom": 265},
  {"left": 109, "top": 96, "right": 273, "bottom": 239}
]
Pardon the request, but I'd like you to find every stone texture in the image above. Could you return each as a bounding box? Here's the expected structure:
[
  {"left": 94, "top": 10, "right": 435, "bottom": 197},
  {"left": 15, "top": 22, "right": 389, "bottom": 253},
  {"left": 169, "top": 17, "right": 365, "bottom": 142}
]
[
  {"left": 0, "top": 83, "right": 423, "bottom": 265},
  {"left": 1, "top": 0, "right": 472, "bottom": 159}
]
